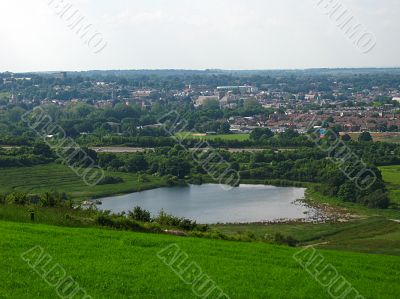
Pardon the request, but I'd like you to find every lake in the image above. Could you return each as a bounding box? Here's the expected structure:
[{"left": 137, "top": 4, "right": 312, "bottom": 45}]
[{"left": 98, "top": 184, "right": 316, "bottom": 224}]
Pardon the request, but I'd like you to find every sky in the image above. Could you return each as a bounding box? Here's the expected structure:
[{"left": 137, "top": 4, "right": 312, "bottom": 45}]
[{"left": 0, "top": 0, "right": 399, "bottom": 72}]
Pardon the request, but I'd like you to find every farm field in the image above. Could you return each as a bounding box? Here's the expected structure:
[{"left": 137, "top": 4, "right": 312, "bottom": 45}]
[
  {"left": 0, "top": 164, "right": 167, "bottom": 200},
  {"left": 380, "top": 165, "right": 400, "bottom": 205},
  {"left": 175, "top": 132, "right": 250, "bottom": 141},
  {"left": 348, "top": 132, "right": 400, "bottom": 143},
  {"left": 0, "top": 220, "right": 399, "bottom": 299}
]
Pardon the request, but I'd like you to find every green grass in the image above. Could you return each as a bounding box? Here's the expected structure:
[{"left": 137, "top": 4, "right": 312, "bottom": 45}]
[
  {"left": 306, "top": 188, "right": 400, "bottom": 219},
  {"left": 214, "top": 217, "right": 400, "bottom": 256},
  {"left": 380, "top": 165, "right": 400, "bottom": 205},
  {"left": 0, "top": 220, "right": 399, "bottom": 298},
  {"left": 176, "top": 132, "right": 250, "bottom": 141},
  {"left": 0, "top": 164, "right": 167, "bottom": 200},
  {"left": 0, "top": 204, "right": 97, "bottom": 228}
]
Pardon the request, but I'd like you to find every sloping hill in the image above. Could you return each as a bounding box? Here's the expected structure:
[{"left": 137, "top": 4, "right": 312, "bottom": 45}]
[{"left": 0, "top": 220, "right": 399, "bottom": 298}]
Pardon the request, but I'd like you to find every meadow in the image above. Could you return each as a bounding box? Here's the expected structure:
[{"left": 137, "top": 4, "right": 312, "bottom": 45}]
[
  {"left": 175, "top": 132, "right": 250, "bottom": 141},
  {"left": 0, "top": 219, "right": 399, "bottom": 299},
  {"left": 214, "top": 217, "right": 400, "bottom": 256},
  {"left": 348, "top": 132, "right": 400, "bottom": 143},
  {"left": 380, "top": 165, "right": 400, "bottom": 205},
  {"left": 0, "top": 164, "right": 167, "bottom": 200}
]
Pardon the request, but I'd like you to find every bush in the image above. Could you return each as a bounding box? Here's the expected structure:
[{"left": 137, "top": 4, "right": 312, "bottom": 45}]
[
  {"left": 40, "top": 192, "right": 63, "bottom": 207},
  {"left": 128, "top": 206, "right": 151, "bottom": 222},
  {"left": 95, "top": 212, "right": 145, "bottom": 232},
  {"left": 274, "top": 233, "right": 299, "bottom": 247},
  {"left": 154, "top": 210, "right": 198, "bottom": 231},
  {"left": 6, "top": 192, "right": 29, "bottom": 205},
  {"left": 95, "top": 214, "right": 115, "bottom": 227},
  {"left": 360, "top": 190, "right": 390, "bottom": 209}
]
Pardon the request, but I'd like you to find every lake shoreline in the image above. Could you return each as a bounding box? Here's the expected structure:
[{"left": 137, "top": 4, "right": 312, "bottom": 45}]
[{"left": 96, "top": 183, "right": 327, "bottom": 224}]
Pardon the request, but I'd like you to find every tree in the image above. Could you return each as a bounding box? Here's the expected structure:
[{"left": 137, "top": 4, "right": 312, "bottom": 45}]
[
  {"left": 341, "top": 134, "right": 352, "bottom": 142},
  {"left": 33, "top": 142, "right": 53, "bottom": 157},
  {"left": 219, "top": 122, "right": 231, "bottom": 134},
  {"left": 250, "top": 128, "right": 274, "bottom": 141},
  {"left": 280, "top": 129, "right": 299, "bottom": 139},
  {"left": 360, "top": 190, "right": 390, "bottom": 209},
  {"left": 358, "top": 132, "right": 373, "bottom": 142},
  {"left": 126, "top": 155, "right": 148, "bottom": 172},
  {"left": 128, "top": 206, "right": 151, "bottom": 222},
  {"left": 338, "top": 182, "right": 357, "bottom": 202}
]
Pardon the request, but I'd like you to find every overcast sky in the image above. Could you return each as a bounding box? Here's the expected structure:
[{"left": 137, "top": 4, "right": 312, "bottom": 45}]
[{"left": 0, "top": 0, "right": 399, "bottom": 72}]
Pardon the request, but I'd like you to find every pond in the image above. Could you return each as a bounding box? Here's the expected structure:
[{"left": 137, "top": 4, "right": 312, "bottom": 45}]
[{"left": 98, "top": 184, "right": 317, "bottom": 224}]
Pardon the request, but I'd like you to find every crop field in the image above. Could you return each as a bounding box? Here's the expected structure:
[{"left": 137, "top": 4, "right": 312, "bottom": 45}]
[
  {"left": 0, "top": 164, "right": 167, "bottom": 200},
  {"left": 380, "top": 165, "right": 400, "bottom": 205},
  {"left": 0, "top": 220, "right": 399, "bottom": 299},
  {"left": 175, "top": 132, "right": 250, "bottom": 141},
  {"left": 348, "top": 132, "right": 400, "bottom": 143}
]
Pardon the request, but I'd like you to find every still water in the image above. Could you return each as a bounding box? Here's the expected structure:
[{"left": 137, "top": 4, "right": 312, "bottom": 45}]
[{"left": 99, "top": 184, "right": 313, "bottom": 224}]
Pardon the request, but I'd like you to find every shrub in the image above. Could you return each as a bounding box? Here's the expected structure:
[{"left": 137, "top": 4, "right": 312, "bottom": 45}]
[
  {"left": 154, "top": 210, "right": 198, "bottom": 231},
  {"left": 95, "top": 214, "right": 116, "bottom": 227},
  {"left": 6, "top": 192, "right": 29, "bottom": 205},
  {"left": 274, "top": 233, "right": 299, "bottom": 247},
  {"left": 95, "top": 212, "right": 145, "bottom": 232},
  {"left": 360, "top": 190, "right": 390, "bottom": 209},
  {"left": 40, "top": 192, "right": 60, "bottom": 207},
  {"left": 128, "top": 206, "right": 151, "bottom": 222}
]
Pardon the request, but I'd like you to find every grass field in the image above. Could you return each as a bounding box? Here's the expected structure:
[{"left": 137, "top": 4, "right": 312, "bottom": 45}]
[
  {"left": 380, "top": 165, "right": 400, "bottom": 205},
  {"left": 348, "top": 132, "right": 400, "bottom": 143},
  {"left": 0, "top": 164, "right": 167, "bottom": 200},
  {"left": 214, "top": 217, "right": 400, "bottom": 256},
  {"left": 0, "top": 220, "right": 399, "bottom": 299},
  {"left": 176, "top": 132, "right": 250, "bottom": 141}
]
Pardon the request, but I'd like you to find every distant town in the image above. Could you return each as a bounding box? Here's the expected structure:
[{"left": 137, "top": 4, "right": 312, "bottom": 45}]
[{"left": 2, "top": 69, "right": 400, "bottom": 139}]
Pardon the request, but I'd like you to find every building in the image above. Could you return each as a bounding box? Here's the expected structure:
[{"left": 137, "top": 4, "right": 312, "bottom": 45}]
[
  {"left": 195, "top": 96, "right": 219, "bottom": 106},
  {"left": 392, "top": 97, "right": 400, "bottom": 103},
  {"left": 216, "top": 86, "right": 258, "bottom": 94}
]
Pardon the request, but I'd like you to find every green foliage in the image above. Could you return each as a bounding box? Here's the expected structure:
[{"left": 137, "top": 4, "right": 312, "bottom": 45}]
[
  {"left": 250, "top": 128, "right": 274, "bottom": 141},
  {"left": 5, "top": 192, "right": 28, "bottom": 205},
  {"left": 360, "top": 190, "right": 390, "bottom": 209},
  {"left": 273, "top": 232, "right": 299, "bottom": 247},
  {"left": 128, "top": 206, "right": 151, "bottom": 222},
  {"left": 154, "top": 210, "right": 206, "bottom": 231},
  {"left": 358, "top": 131, "right": 373, "bottom": 142}
]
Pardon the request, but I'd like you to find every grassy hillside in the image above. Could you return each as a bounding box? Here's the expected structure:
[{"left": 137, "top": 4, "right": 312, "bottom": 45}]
[
  {"left": 214, "top": 217, "right": 400, "bottom": 256},
  {"left": 0, "top": 164, "right": 167, "bottom": 200},
  {"left": 0, "top": 220, "right": 399, "bottom": 299}
]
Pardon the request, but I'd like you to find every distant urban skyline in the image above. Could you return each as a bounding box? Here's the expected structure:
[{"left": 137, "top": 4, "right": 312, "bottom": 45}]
[{"left": 1, "top": 0, "right": 399, "bottom": 72}]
